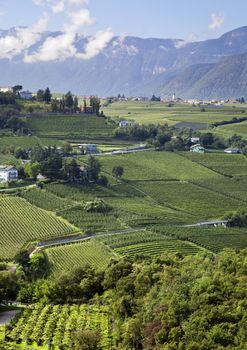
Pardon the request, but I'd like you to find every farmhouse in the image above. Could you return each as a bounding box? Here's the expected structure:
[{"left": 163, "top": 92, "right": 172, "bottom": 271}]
[
  {"left": 0, "top": 166, "right": 18, "bottom": 182},
  {"left": 224, "top": 148, "right": 242, "bottom": 154},
  {"left": 19, "top": 90, "right": 33, "bottom": 100},
  {"left": 190, "top": 144, "right": 205, "bottom": 153}
]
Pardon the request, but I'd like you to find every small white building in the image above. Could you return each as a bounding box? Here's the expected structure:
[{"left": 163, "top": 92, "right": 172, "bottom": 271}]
[
  {"left": 20, "top": 90, "right": 33, "bottom": 100},
  {"left": 0, "top": 166, "right": 18, "bottom": 182},
  {"left": 118, "top": 120, "right": 131, "bottom": 127}
]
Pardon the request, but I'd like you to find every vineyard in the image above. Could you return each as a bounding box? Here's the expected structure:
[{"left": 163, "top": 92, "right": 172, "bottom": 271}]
[
  {"left": 97, "top": 151, "right": 220, "bottom": 181},
  {"left": 153, "top": 226, "right": 247, "bottom": 253},
  {"left": 183, "top": 152, "right": 247, "bottom": 177},
  {"left": 4, "top": 304, "right": 116, "bottom": 349},
  {"left": 134, "top": 180, "right": 244, "bottom": 219},
  {"left": 0, "top": 197, "right": 76, "bottom": 260},
  {"left": 20, "top": 188, "right": 72, "bottom": 212},
  {"left": 46, "top": 240, "right": 116, "bottom": 274},
  {"left": 26, "top": 114, "right": 115, "bottom": 139}
]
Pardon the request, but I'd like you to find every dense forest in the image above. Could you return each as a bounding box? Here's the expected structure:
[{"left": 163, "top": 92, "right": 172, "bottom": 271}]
[{"left": 1, "top": 249, "right": 247, "bottom": 349}]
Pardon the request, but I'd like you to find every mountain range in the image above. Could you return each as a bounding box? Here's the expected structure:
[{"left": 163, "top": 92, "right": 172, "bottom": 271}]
[{"left": 1, "top": 26, "right": 247, "bottom": 98}]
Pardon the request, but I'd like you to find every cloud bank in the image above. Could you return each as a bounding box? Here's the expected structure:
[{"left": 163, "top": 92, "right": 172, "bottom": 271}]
[{"left": 0, "top": 0, "right": 113, "bottom": 62}]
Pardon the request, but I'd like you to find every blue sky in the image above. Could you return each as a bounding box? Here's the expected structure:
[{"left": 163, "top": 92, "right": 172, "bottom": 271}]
[{"left": 0, "top": 0, "right": 246, "bottom": 40}]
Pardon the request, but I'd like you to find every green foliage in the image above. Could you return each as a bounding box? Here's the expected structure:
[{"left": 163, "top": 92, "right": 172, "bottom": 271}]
[
  {"left": 84, "top": 199, "right": 112, "bottom": 213},
  {"left": 225, "top": 210, "right": 247, "bottom": 227}
]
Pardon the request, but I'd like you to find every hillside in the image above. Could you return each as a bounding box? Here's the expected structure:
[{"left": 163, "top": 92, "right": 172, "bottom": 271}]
[
  {"left": 2, "top": 26, "right": 247, "bottom": 97},
  {"left": 160, "top": 53, "right": 247, "bottom": 99}
]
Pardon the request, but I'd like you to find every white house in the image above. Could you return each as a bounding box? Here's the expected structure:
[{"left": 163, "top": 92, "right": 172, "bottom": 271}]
[
  {"left": 20, "top": 90, "right": 33, "bottom": 100},
  {"left": 190, "top": 137, "right": 200, "bottom": 144},
  {"left": 0, "top": 166, "right": 18, "bottom": 182},
  {"left": 118, "top": 120, "right": 131, "bottom": 127}
]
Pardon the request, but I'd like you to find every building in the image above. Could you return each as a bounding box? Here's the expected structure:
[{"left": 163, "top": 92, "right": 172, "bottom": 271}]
[
  {"left": 190, "top": 144, "right": 205, "bottom": 153},
  {"left": 0, "top": 86, "right": 13, "bottom": 93},
  {"left": 78, "top": 144, "right": 98, "bottom": 154},
  {"left": 80, "top": 106, "right": 94, "bottom": 114},
  {"left": 118, "top": 120, "right": 132, "bottom": 127},
  {"left": 190, "top": 137, "right": 200, "bottom": 144},
  {"left": 224, "top": 148, "right": 242, "bottom": 154},
  {"left": 20, "top": 90, "right": 33, "bottom": 100},
  {"left": 0, "top": 166, "right": 18, "bottom": 182}
]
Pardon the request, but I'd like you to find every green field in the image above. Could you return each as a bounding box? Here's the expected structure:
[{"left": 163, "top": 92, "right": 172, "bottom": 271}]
[
  {"left": 103, "top": 101, "right": 246, "bottom": 126},
  {"left": 0, "top": 197, "right": 76, "bottom": 260},
  {"left": 214, "top": 120, "right": 247, "bottom": 140}
]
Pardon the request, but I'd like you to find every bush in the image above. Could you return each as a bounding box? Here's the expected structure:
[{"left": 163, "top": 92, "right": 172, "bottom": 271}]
[{"left": 84, "top": 199, "right": 112, "bottom": 213}]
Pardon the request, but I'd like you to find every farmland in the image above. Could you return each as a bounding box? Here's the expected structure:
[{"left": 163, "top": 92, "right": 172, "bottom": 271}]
[{"left": 102, "top": 100, "right": 246, "bottom": 126}]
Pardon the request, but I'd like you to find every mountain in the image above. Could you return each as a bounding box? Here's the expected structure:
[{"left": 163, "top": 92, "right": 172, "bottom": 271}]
[{"left": 1, "top": 26, "right": 247, "bottom": 97}]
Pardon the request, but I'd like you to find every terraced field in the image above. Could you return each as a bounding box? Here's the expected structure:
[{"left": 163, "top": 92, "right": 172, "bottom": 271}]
[
  {"left": 0, "top": 197, "right": 75, "bottom": 260},
  {"left": 46, "top": 240, "right": 115, "bottom": 274},
  {"left": 98, "top": 230, "right": 204, "bottom": 257}
]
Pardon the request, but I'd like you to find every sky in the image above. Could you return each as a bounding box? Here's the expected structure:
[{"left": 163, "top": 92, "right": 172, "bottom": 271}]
[{"left": 0, "top": 0, "right": 246, "bottom": 63}]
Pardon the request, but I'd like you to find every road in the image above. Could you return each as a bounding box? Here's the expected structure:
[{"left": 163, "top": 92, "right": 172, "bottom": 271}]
[{"left": 30, "top": 228, "right": 143, "bottom": 256}]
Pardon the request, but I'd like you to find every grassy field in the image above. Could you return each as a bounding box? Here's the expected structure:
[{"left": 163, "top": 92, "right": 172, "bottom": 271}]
[
  {"left": 102, "top": 101, "right": 246, "bottom": 126},
  {"left": 0, "top": 197, "right": 76, "bottom": 260}
]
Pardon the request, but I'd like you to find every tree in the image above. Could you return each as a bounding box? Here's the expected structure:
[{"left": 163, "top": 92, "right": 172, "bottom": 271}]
[
  {"left": 73, "top": 96, "right": 79, "bottom": 113},
  {"left": 87, "top": 156, "right": 101, "bottom": 181},
  {"left": 74, "top": 330, "right": 101, "bottom": 350},
  {"left": 25, "top": 162, "right": 40, "bottom": 180},
  {"left": 112, "top": 166, "right": 124, "bottom": 179},
  {"left": 43, "top": 88, "right": 52, "bottom": 103},
  {"left": 65, "top": 91, "right": 74, "bottom": 109},
  {"left": 89, "top": 96, "right": 101, "bottom": 115},
  {"left": 14, "top": 249, "right": 30, "bottom": 271},
  {"left": 12, "top": 85, "right": 23, "bottom": 96},
  {"left": 51, "top": 99, "right": 59, "bottom": 112},
  {"left": 65, "top": 159, "right": 81, "bottom": 182},
  {"left": 36, "top": 89, "right": 44, "bottom": 102}
]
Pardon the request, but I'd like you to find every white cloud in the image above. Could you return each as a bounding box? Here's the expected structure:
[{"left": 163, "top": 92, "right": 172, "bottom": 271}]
[
  {"left": 77, "top": 29, "right": 114, "bottom": 59},
  {"left": 68, "top": 0, "right": 88, "bottom": 6},
  {"left": 175, "top": 33, "right": 197, "bottom": 49},
  {"left": 5, "top": 0, "right": 114, "bottom": 62},
  {"left": 208, "top": 13, "right": 224, "bottom": 30},
  {"left": 0, "top": 13, "right": 49, "bottom": 59}
]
